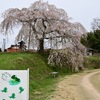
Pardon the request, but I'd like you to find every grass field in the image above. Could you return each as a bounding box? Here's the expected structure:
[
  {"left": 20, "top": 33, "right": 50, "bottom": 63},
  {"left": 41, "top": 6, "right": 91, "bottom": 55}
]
[
  {"left": 1, "top": 52, "right": 99, "bottom": 100},
  {"left": 0, "top": 52, "right": 69, "bottom": 100}
]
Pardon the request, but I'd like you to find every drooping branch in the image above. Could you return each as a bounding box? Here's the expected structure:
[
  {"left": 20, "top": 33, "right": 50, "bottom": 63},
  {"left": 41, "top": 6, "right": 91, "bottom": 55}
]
[{"left": 0, "top": 0, "right": 87, "bottom": 52}]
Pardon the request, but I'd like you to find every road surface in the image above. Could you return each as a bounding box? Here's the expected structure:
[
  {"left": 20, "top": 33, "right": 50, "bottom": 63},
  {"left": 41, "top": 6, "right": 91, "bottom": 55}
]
[{"left": 49, "top": 70, "right": 100, "bottom": 100}]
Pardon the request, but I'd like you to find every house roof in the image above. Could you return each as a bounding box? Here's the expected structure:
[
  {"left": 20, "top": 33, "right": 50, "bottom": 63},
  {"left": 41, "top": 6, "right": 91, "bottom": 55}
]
[{"left": 87, "top": 48, "right": 94, "bottom": 51}]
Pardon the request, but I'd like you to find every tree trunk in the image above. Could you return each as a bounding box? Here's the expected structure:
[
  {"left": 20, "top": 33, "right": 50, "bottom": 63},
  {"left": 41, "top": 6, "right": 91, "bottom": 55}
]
[{"left": 38, "top": 38, "right": 44, "bottom": 53}]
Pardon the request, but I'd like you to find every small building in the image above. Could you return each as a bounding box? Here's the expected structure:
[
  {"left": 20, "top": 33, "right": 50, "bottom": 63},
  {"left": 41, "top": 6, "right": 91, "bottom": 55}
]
[
  {"left": 7, "top": 45, "right": 20, "bottom": 52},
  {"left": 87, "top": 48, "right": 94, "bottom": 56}
]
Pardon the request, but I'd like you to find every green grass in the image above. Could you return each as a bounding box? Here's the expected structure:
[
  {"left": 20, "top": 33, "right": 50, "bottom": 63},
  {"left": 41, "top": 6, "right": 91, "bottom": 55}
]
[
  {"left": 84, "top": 56, "right": 100, "bottom": 69},
  {"left": 0, "top": 52, "right": 68, "bottom": 100}
]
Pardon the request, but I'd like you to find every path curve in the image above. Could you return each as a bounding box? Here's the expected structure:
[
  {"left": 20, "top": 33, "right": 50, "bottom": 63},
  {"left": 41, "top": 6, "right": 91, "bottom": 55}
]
[
  {"left": 80, "top": 71, "right": 100, "bottom": 100},
  {"left": 49, "top": 70, "right": 100, "bottom": 100}
]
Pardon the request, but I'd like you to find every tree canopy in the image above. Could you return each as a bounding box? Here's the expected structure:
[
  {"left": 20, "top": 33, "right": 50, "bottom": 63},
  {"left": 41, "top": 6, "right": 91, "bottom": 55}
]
[
  {"left": 81, "top": 30, "right": 100, "bottom": 51},
  {"left": 91, "top": 18, "right": 100, "bottom": 31},
  {"left": 0, "top": 0, "right": 87, "bottom": 52},
  {"left": 81, "top": 17, "right": 100, "bottom": 52}
]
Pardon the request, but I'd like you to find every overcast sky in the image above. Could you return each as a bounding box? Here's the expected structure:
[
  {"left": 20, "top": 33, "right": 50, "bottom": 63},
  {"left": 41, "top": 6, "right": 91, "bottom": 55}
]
[{"left": 0, "top": 0, "right": 100, "bottom": 48}]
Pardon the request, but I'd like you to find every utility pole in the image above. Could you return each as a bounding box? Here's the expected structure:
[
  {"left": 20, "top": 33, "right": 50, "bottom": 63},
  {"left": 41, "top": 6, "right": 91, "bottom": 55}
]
[{"left": 2, "top": 39, "right": 6, "bottom": 52}]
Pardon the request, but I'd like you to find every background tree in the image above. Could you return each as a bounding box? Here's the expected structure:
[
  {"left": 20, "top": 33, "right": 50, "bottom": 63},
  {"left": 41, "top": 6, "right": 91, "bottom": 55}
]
[
  {"left": 91, "top": 18, "right": 100, "bottom": 31},
  {"left": 81, "top": 17, "right": 100, "bottom": 52},
  {"left": 81, "top": 32, "right": 96, "bottom": 47}
]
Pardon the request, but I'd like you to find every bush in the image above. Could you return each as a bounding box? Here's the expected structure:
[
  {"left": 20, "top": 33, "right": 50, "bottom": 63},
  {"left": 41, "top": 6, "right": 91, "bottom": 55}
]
[{"left": 48, "top": 48, "right": 85, "bottom": 72}]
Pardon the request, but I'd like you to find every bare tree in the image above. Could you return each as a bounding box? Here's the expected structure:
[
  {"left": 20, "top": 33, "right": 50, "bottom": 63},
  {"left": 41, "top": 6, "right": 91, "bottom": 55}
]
[
  {"left": 91, "top": 17, "right": 100, "bottom": 31},
  {"left": 0, "top": 0, "right": 86, "bottom": 53}
]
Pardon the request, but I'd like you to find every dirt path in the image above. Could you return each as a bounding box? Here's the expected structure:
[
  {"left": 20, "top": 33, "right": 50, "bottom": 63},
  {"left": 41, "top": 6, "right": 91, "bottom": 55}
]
[
  {"left": 80, "top": 71, "right": 100, "bottom": 100},
  {"left": 49, "top": 70, "right": 100, "bottom": 100}
]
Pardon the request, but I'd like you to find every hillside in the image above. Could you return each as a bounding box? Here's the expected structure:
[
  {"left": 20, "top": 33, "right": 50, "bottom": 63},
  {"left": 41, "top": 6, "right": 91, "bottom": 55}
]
[
  {"left": 0, "top": 52, "right": 99, "bottom": 100},
  {"left": 0, "top": 52, "right": 59, "bottom": 100}
]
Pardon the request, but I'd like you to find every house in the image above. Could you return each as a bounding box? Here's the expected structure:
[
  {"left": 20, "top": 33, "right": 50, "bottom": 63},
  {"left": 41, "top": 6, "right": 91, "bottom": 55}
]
[
  {"left": 7, "top": 45, "right": 20, "bottom": 52},
  {"left": 87, "top": 48, "right": 94, "bottom": 56}
]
